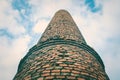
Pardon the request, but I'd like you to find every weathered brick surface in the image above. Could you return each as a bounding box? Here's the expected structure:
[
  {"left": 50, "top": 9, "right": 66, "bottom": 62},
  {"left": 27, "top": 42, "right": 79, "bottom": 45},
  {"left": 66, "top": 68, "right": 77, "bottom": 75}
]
[
  {"left": 14, "top": 44, "right": 109, "bottom": 80},
  {"left": 78, "top": 78, "right": 85, "bottom": 80},
  {"left": 14, "top": 10, "right": 109, "bottom": 80},
  {"left": 38, "top": 10, "right": 86, "bottom": 44}
]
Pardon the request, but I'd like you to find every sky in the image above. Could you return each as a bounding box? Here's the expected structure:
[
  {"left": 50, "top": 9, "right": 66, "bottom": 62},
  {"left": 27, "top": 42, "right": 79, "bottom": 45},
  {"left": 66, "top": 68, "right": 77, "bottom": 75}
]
[{"left": 0, "top": 0, "right": 120, "bottom": 80}]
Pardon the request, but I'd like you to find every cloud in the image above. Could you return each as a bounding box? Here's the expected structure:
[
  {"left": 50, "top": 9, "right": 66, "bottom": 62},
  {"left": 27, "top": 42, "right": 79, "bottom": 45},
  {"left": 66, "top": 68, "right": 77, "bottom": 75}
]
[
  {"left": 0, "top": 35, "right": 31, "bottom": 80},
  {"left": 0, "top": 0, "right": 26, "bottom": 36},
  {"left": 33, "top": 19, "right": 49, "bottom": 33},
  {"left": 29, "top": 0, "right": 73, "bottom": 22},
  {"left": 0, "top": 0, "right": 31, "bottom": 80}
]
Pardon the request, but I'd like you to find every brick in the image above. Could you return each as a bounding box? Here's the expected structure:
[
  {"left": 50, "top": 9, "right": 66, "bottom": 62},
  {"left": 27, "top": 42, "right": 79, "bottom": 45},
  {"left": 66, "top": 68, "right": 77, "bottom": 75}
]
[
  {"left": 71, "top": 73, "right": 79, "bottom": 76},
  {"left": 24, "top": 75, "right": 31, "bottom": 80},
  {"left": 46, "top": 67, "right": 54, "bottom": 70},
  {"left": 59, "top": 64, "right": 67, "bottom": 67},
  {"left": 37, "top": 77, "right": 43, "bottom": 80},
  {"left": 42, "top": 70, "right": 50, "bottom": 73},
  {"left": 56, "top": 76, "right": 65, "bottom": 78},
  {"left": 52, "top": 70, "right": 60, "bottom": 73},
  {"left": 64, "top": 67, "right": 72, "bottom": 70},
  {"left": 42, "top": 64, "right": 50, "bottom": 68},
  {"left": 78, "top": 66, "right": 85, "bottom": 69},
  {"left": 37, "top": 69, "right": 44, "bottom": 72},
  {"left": 61, "top": 72, "right": 70, "bottom": 75},
  {"left": 78, "top": 78, "right": 85, "bottom": 80},
  {"left": 72, "top": 70, "right": 80, "bottom": 74},
  {"left": 67, "top": 59, "right": 74, "bottom": 62},
  {"left": 45, "top": 76, "right": 54, "bottom": 79},
  {"left": 56, "top": 61, "right": 62, "bottom": 64},
  {"left": 81, "top": 72, "right": 89, "bottom": 76},
  {"left": 41, "top": 73, "right": 50, "bottom": 76},
  {"left": 54, "top": 66, "right": 63, "bottom": 69},
  {"left": 73, "top": 67, "right": 80, "bottom": 71},
  {"left": 69, "top": 65, "right": 74, "bottom": 67},
  {"left": 74, "top": 63, "right": 81, "bottom": 66},
  {"left": 59, "top": 59, "right": 66, "bottom": 62},
  {"left": 90, "top": 74, "right": 97, "bottom": 78},
  {"left": 69, "top": 52, "right": 75, "bottom": 55},
  {"left": 61, "top": 69, "right": 70, "bottom": 73},
  {"left": 51, "top": 72, "right": 60, "bottom": 75},
  {"left": 67, "top": 76, "right": 75, "bottom": 79},
  {"left": 32, "top": 73, "right": 40, "bottom": 78},
  {"left": 65, "top": 57, "right": 71, "bottom": 60}
]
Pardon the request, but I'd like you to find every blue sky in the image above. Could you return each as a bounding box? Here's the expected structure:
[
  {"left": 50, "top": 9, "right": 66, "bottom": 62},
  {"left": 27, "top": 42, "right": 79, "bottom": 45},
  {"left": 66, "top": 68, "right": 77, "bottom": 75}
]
[{"left": 0, "top": 0, "right": 120, "bottom": 80}]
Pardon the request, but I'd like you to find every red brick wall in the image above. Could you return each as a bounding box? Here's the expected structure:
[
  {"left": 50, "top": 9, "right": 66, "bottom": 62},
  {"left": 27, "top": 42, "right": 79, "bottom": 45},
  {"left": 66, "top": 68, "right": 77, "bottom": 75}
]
[{"left": 14, "top": 44, "right": 108, "bottom": 80}]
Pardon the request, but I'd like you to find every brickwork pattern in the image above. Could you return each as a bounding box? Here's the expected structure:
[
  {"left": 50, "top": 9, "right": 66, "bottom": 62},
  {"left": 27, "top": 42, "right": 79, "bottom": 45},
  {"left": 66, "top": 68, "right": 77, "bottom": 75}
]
[
  {"left": 14, "top": 44, "right": 108, "bottom": 80},
  {"left": 38, "top": 10, "right": 86, "bottom": 44}
]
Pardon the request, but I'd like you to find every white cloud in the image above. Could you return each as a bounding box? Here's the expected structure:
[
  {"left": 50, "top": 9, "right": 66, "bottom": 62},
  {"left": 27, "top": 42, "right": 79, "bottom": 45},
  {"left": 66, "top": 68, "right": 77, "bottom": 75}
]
[
  {"left": 0, "top": 0, "right": 30, "bottom": 79},
  {"left": 0, "top": 35, "right": 31, "bottom": 80},
  {"left": 29, "top": 0, "right": 73, "bottom": 22},
  {"left": 0, "top": 0, "right": 25, "bottom": 36},
  {"left": 33, "top": 19, "right": 49, "bottom": 33},
  {"left": 102, "top": 47, "right": 120, "bottom": 80}
]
